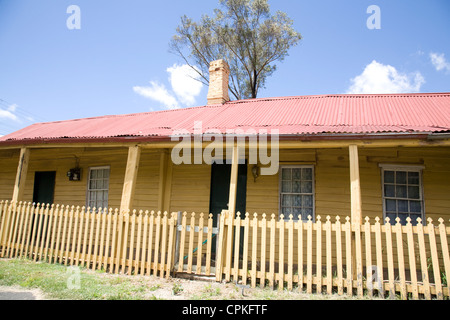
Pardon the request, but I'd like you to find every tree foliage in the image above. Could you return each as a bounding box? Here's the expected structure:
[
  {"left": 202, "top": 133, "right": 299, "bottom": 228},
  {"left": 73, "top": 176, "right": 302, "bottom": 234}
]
[{"left": 170, "top": 0, "right": 302, "bottom": 100}]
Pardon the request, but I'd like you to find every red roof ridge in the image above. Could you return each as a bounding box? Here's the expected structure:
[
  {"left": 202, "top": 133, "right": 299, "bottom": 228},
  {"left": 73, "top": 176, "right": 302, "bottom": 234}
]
[{"left": 30, "top": 92, "right": 450, "bottom": 126}]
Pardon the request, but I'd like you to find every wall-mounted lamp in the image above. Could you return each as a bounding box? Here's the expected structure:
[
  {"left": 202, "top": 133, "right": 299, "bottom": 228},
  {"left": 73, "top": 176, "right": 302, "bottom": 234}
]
[
  {"left": 67, "top": 168, "right": 82, "bottom": 181},
  {"left": 67, "top": 155, "right": 82, "bottom": 181},
  {"left": 252, "top": 165, "right": 260, "bottom": 182}
]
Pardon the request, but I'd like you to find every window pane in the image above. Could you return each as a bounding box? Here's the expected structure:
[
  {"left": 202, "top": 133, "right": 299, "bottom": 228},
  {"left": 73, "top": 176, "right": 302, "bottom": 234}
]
[
  {"left": 90, "top": 170, "right": 97, "bottom": 179},
  {"left": 292, "top": 181, "right": 301, "bottom": 193},
  {"left": 408, "top": 172, "right": 419, "bottom": 185},
  {"left": 301, "top": 181, "right": 312, "bottom": 193},
  {"left": 398, "top": 200, "right": 408, "bottom": 213},
  {"left": 302, "top": 208, "right": 313, "bottom": 219},
  {"left": 282, "top": 168, "right": 291, "bottom": 180},
  {"left": 302, "top": 168, "right": 312, "bottom": 180},
  {"left": 292, "top": 168, "right": 301, "bottom": 180},
  {"left": 293, "top": 207, "right": 301, "bottom": 219},
  {"left": 303, "top": 195, "right": 313, "bottom": 207},
  {"left": 386, "top": 199, "right": 396, "bottom": 212},
  {"left": 282, "top": 194, "right": 292, "bottom": 206},
  {"left": 385, "top": 185, "right": 395, "bottom": 197},
  {"left": 396, "top": 185, "right": 407, "bottom": 198},
  {"left": 89, "top": 180, "right": 96, "bottom": 190},
  {"left": 293, "top": 195, "right": 302, "bottom": 207},
  {"left": 283, "top": 207, "right": 292, "bottom": 217},
  {"left": 408, "top": 186, "right": 420, "bottom": 199},
  {"left": 410, "top": 201, "right": 422, "bottom": 213},
  {"left": 282, "top": 181, "right": 291, "bottom": 193},
  {"left": 384, "top": 171, "right": 395, "bottom": 184},
  {"left": 396, "top": 171, "right": 407, "bottom": 184}
]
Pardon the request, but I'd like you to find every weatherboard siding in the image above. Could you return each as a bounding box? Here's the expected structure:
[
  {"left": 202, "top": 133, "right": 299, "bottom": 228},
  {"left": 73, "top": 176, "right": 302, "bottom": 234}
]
[{"left": 1, "top": 146, "right": 449, "bottom": 222}]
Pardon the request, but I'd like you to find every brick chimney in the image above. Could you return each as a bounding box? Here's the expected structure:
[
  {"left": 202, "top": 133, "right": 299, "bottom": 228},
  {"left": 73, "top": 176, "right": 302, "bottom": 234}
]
[{"left": 207, "top": 60, "right": 230, "bottom": 105}]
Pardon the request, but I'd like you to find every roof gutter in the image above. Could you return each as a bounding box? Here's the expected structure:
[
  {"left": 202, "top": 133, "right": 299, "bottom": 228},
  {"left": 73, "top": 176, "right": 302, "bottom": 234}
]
[{"left": 0, "top": 132, "right": 436, "bottom": 149}]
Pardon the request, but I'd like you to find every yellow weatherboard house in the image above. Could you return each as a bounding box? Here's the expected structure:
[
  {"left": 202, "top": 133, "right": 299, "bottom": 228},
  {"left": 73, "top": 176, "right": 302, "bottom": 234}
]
[{"left": 0, "top": 60, "right": 449, "bottom": 300}]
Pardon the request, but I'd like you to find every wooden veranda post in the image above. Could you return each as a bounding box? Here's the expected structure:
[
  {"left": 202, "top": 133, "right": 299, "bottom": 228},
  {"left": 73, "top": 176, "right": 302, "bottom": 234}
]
[
  {"left": 349, "top": 144, "right": 362, "bottom": 226},
  {"left": 349, "top": 144, "right": 363, "bottom": 290},
  {"left": 120, "top": 145, "right": 141, "bottom": 214},
  {"left": 228, "top": 145, "right": 240, "bottom": 216},
  {"left": 12, "top": 147, "right": 30, "bottom": 204}
]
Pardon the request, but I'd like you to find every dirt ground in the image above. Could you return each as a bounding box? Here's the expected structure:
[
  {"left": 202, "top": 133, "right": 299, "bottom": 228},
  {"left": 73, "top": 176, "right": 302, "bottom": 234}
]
[{"left": 0, "top": 273, "right": 363, "bottom": 300}]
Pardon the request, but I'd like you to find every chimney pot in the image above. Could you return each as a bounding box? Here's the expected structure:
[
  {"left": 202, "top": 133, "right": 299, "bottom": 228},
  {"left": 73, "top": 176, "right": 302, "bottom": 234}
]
[{"left": 207, "top": 59, "right": 230, "bottom": 105}]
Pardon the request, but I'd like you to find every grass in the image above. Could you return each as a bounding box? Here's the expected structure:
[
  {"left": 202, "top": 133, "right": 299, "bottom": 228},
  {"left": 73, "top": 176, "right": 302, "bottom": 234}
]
[
  {"left": 0, "top": 258, "right": 165, "bottom": 300},
  {"left": 0, "top": 257, "right": 386, "bottom": 300}
]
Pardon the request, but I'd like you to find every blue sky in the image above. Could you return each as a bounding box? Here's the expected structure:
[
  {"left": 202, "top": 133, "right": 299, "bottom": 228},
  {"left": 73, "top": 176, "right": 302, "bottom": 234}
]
[{"left": 0, "top": 0, "right": 449, "bottom": 136}]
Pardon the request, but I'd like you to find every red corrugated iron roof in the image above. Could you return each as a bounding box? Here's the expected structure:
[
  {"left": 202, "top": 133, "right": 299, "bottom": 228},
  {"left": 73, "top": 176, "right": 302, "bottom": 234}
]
[{"left": 1, "top": 93, "right": 450, "bottom": 145}]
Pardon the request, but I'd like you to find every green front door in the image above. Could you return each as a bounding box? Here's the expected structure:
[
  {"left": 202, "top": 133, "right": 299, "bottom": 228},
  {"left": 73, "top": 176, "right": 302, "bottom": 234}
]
[
  {"left": 209, "top": 162, "right": 247, "bottom": 254},
  {"left": 32, "top": 171, "right": 56, "bottom": 206}
]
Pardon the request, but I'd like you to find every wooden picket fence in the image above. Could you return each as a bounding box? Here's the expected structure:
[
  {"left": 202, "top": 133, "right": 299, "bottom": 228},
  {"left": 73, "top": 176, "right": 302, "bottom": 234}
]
[
  {"left": 1, "top": 200, "right": 449, "bottom": 300},
  {"left": 0, "top": 201, "right": 177, "bottom": 278},
  {"left": 215, "top": 211, "right": 450, "bottom": 300}
]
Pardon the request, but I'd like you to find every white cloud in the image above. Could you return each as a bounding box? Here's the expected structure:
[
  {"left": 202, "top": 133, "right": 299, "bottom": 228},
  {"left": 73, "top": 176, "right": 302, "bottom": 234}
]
[
  {"left": 167, "top": 64, "right": 203, "bottom": 106},
  {"left": 347, "top": 60, "right": 425, "bottom": 94},
  {"left": 430, "top": 52, "right": 450, "bottom": 73},
  {"left": 133, "top": 81, "right": 179, "bottom": 110},
  {"left": 134, "top": 64, "right": 204, "bottom": 110},
  {"left": 0, "top": 104, "right": 19, "bottom": 121}
]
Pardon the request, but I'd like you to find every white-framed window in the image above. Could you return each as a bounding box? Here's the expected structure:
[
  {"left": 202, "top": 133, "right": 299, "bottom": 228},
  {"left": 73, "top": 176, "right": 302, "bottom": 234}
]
[
  {"left": 279, "top": 165, "right": 315, "bottom": 221},
  {"left": 87, "top": 166, "right": 110, "bottom": 209},
  {"left": 380, "top": 164, "right": 424, "bottom": 225}
]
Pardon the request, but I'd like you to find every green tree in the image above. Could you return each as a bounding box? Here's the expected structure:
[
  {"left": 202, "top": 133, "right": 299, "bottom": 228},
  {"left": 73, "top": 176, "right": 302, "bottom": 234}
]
[{"left": 170, "top": 0, "right": 302, "bottom": 100}]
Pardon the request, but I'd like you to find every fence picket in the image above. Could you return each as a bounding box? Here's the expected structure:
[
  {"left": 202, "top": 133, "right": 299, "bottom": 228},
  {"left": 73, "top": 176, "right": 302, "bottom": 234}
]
[
  {"left": 252, "top": 213, "right": 259, "bottom": 288},
  {"left": 233, "top": 212, "right": 242, "bottom": 282},
  {"left": 354, "top": 223, "right": 363, "bottom": 298},
  {"left": 196, "top": 213, "right": 204, "bottom": 275},
  {"left": 325, "top": 216, "right": 332, "bottom": 295},
  {"left": 70, "top": 207, "right": 80, "bottom": 266},
  {"left": 417, "top": 218, "right": 431, "bottom": 299},
  {"left": 345, "top": 217, "right": 352, "bottom": 297},
  {"left": 177, "top": 212, "right": 186, "bottom": 273},
  {"left": 98, "top": 208, "right": 108, "bottom": 270},
  {"left": 297, "top": 218, "right": 304, "bottom": 292},
  {"left": 385, "top": 218, "right": 395, "bottom": 299},
  {"left": 406, "top": 217, "right": 419, "bottom": 299},
  {"left": 374, "top": 217, "right": 384, "bottom": 298},
  {"left": 335, "top": 216, "right": 343, "bottom": 296},
  {"left": 20, "top": 203, "right": 32, "bottom": 258},
  {"left": 287, "top": 215, "right": 294, "bottom": 291},
  {"left": 127, "top": 211, "right": 136, "bottom": 275},
  {"left": 306, "top": 215, "right": 313, "bottom": 294},
  {"left": 134, "top": 211, "right": 143, "bottom": 274},
  {"left": 160, "top": 212, "right": 168, "bottom": 278},
  {"left": 147, "top": 211, "right": 156, "bottom": 275},
  {"left": 205, "top": 214, "right": 213, "bottom": 276},
  {"left": 153, "top": 211, "right": 162, "bottom": 276},
  {"left": 15, "top": 202, "right": 27, "bottom": 258},
  {"left": 260, "top": 213, "right": 267, "bottom": 289},
  {"left": 186, "top": 212, "right": 195, "bottom": 274},
  {"left": 140, "top": 212, "right": 149, "bottom": 275},
  {"left": 242, "top": 213, "right": 250, "bottom": 286},
  {"left": 278, "top": 215, "right": 285, "bottom": 291},
  {"left": 364, "top": 217, "right": 373, "bottom": 298},
  {"left": 316, "top": 216, "right": 322, "bottom": 294},
  {"left": 438, "top": 218, "right": 450, "bottom": 298},
  {"left": 394, "top": 217, "right": 407, "bottom": 300},
  {"left": 166, "top": 212, "right": 176, "bottom": 279},
  {"left": 427, "top": 218, "right": 443, "bottom": 300},
  {"left": 269, "top": 214, "right": 276, "bottom": 289}
]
